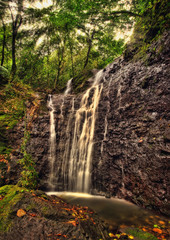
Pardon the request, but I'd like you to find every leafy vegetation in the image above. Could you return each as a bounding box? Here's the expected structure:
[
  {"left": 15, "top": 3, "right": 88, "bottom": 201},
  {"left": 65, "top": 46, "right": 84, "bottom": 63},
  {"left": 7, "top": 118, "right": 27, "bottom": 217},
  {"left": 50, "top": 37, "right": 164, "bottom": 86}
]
[
  {"left": 0, "top": 0, "right": 168, "bottom": 91},
  {"left": 0, "top": 0, "right": 138, "bottom": 91},
  {"left": 124, "top": 0, "right": 169, "bottom": 61},
  {"left": 18, "top": 125, "right": 38, "bottom": 189}
]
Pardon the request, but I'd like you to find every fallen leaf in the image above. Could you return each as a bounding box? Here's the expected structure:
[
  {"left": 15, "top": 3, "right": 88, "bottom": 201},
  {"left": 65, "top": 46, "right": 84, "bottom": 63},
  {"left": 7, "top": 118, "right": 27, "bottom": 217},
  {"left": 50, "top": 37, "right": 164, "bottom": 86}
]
[
  {"left": 29, "top": 213, "right": 37, "bottom": 217},
  {"left": 153, "top": 228, "right": 162, "bottom": 234},
  {"left": 66, "top": 220, "right": 77, "bottom": 226},
  {"left": 159, "top": 221, "right": 165, "bottom": 225},
  {"left": 109, "top": 233, "right": 114, "bottom": 237},
  {"left": 17, "top": 209, "right": 26, "bottom": 217}
]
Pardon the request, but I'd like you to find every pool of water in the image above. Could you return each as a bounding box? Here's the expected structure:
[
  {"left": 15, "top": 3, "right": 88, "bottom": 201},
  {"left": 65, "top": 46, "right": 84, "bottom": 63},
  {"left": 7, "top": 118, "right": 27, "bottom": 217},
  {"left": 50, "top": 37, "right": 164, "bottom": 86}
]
[{"left": 46, "top": 192, "right": 163, "bottom": 228}]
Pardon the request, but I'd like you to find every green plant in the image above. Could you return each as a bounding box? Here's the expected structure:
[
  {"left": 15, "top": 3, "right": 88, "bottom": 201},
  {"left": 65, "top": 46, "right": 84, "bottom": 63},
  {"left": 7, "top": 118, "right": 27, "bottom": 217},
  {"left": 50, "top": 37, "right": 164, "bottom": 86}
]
[{"left": 18, "top": 126, "right": 38, "bottom": 190}]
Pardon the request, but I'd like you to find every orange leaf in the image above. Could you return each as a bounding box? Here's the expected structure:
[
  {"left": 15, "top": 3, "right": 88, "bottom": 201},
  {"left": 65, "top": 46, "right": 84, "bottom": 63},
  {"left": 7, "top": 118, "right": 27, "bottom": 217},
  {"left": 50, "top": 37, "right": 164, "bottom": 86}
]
[
  {"left": 17, "top": 209, "right": 26, "bottom": 217},
  {"left": 153, "top": 228, "right": 162, "bottom": 234},
  {"left": 66, "top": 220, "right": 77, "bottom": 226},
  {"left": 159, "top": 221, "right": 165, "bottom": 225}
]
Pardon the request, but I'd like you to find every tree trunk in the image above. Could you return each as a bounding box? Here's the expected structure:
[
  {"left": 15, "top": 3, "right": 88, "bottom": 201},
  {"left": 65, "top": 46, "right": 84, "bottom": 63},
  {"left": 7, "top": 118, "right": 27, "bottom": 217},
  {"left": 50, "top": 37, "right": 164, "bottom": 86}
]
[
  {"left": 83, "top": 40, "right": 92, "bottom": 69},
  {"left": 83, "top": 30, "right": 95, "bottom": 69},
  {"left": 10, "top": 12, "right": 22, "bottom": 77},
  {"left": 54, "top": 38, "right": 66, "bottom": 89},
  {"left": 1, "top": 21, "right": 6, "bottom": 66},
  {"left": 11, "top": 27, "right": 17, "bottom": 75}
]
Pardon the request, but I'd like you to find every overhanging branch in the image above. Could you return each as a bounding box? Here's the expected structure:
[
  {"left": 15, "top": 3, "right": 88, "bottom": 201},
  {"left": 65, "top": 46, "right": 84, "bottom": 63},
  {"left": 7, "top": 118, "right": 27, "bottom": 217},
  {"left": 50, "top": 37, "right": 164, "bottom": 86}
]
[{"left": 110, "top": 10, "right": 142, "bottom": 18}]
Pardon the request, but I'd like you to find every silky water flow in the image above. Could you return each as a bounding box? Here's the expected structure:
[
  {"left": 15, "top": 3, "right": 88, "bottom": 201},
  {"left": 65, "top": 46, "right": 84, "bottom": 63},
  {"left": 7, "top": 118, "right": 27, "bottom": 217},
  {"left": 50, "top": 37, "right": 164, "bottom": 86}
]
[{"left": 47, "top": 71, "right": 104, "bottom": 193}]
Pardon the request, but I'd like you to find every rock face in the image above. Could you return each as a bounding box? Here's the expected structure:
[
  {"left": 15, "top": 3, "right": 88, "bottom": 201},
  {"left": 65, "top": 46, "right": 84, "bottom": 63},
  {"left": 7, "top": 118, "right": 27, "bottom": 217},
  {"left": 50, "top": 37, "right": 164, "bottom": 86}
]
[
  {"left": 7, "top": 31, "right": 170, "bottom": 216},
  {"left": 92, "top": 31, "right": 170, "bottom": 216}
]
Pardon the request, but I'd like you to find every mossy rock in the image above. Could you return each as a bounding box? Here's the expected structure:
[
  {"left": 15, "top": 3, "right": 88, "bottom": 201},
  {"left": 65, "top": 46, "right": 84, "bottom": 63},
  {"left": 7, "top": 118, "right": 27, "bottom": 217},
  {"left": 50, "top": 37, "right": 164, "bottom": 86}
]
[
  {"left": 124, "top": 0, "right": 169, "bottom": 62},
  {"left": 0, "top": 185, "right": 111, "bottom": 240},
  {"left": 124, "top": 228, "right": 158, "bottom": 240}
]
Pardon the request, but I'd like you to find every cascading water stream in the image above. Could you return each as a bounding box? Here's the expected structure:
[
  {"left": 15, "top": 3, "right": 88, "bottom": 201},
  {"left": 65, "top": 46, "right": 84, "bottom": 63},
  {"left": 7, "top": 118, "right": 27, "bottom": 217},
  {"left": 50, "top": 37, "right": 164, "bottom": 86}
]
[
  {"left": 62, "top": 97, "right": 75, "bottom": 186},
  {"left": 60, "top": 78, "right": 72, "bottom": 119},
  {"left": 68, "top": 70, "right": 104, "bottom": 193},
  {"left": 48, "top": 79, "right": 73, "bottom": 190},
  {"left": 64, "top": 78, "right": 72, "bottom": 95},
  {"left": 48, "top": 71, "right": 104, "bottom": 193},
  {"left": 47, "top": 95, "right": 56, "bottom": 190}
]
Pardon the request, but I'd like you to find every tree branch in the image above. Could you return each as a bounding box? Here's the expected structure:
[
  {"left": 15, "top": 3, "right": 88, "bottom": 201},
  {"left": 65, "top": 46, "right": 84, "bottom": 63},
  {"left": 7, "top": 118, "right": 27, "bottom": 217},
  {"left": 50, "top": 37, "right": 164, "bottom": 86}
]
[{"left": 110, "top": 10, "right": 142, "bottom": 18}]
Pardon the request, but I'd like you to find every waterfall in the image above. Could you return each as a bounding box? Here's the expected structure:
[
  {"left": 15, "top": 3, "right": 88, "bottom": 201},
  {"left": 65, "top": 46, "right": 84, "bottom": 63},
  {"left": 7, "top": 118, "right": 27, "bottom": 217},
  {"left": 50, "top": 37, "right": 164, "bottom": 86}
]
[
  {"left": 64, "top": 78, "right": 72, "bottom": 95},
  {"left": 62, "top": 97, "right": 75, "bottom": 186},
  {"left": 60, "top": 78, "right": 72, "bottom": 119},
  {"left": 100, "top": 75, "right": 113, "bottom": 160},
  {"left": 68, "top": 70, "right": 103, "bottom": 192},
  {"left": 48, "top": 72, "right": 104, "bottom": 193},
  {"left": 47, "top": 94, "right": 56, "bottom": 190}
]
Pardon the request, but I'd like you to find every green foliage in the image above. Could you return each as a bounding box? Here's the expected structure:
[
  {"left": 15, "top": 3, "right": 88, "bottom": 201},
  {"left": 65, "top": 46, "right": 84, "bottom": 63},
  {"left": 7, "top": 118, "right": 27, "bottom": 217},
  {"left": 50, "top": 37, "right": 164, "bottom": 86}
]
[
  {"left": 124, "top": 0, "right": 169, "bottom": 61},
  {"left": 1, "top": 0, "right": 167, "bottom": 92},
  {"left": 126, "top": 228, "right": 158, "bottom": 240},
  {"left": 18, "top": 129, "right": 38, "bottom": 190},
  {"left": 1, "top": 0, "right": 133, "bottom": 91},
  {"left": 0, "top": 66, "right": 9, "bottom": 85},
  {"left": 73, "top": 70, "right": 93, "bottom": 93}
]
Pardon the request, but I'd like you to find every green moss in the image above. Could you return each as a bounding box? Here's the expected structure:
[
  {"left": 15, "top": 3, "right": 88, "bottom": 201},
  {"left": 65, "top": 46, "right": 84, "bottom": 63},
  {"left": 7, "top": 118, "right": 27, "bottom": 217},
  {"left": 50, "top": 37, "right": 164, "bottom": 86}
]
[
  {"left": 25, "top": 202, "right": 38, "bottom": 211},
  {"left": 125, "top": 228, "right": 158, "bottom": 240},
  {"left": 41, "top": 206, "right": 49, "bottom": 214},
  {"left": 124, "top": 0, "right": 169, "bottom": 62},
  {"left": 0, "top": 185, "right": 27, "bottom": 232},
  {"left": 0, "top": 81, "right": 37, "bottom": 157}
]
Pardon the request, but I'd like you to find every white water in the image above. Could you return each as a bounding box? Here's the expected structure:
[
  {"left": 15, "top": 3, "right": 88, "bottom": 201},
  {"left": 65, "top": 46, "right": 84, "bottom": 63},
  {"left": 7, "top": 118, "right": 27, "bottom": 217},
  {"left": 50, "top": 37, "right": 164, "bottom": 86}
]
[
  {"left": 47, "top": 95, "right": 56, "bottom": 190},
  {"left": 48, "top": 79, "right": 73, "bottom": 190},
  {"left": 62, "top": 97, "right": 75, "bottom": 186},
  {"left": 100, "top": 76, "right": 112, "bottom": 156},
  {"left": 68, "top": 70, "right": 103, "bottom": 192},
  {"left": 64, "top": 78, "right": 72, "bottom": 95},
  {"left": 48, "top": 72, "right": 103, "bottom": 192},
  {"left": 60, "top": 78, "right": 73, "bottom": 119}
]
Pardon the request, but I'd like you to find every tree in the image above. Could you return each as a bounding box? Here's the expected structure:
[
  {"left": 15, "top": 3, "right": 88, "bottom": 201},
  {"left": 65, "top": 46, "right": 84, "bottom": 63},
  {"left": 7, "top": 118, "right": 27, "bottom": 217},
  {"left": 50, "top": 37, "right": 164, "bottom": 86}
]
[{"left": 0, "top": 0, "right": 146, "bottom": 90}]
